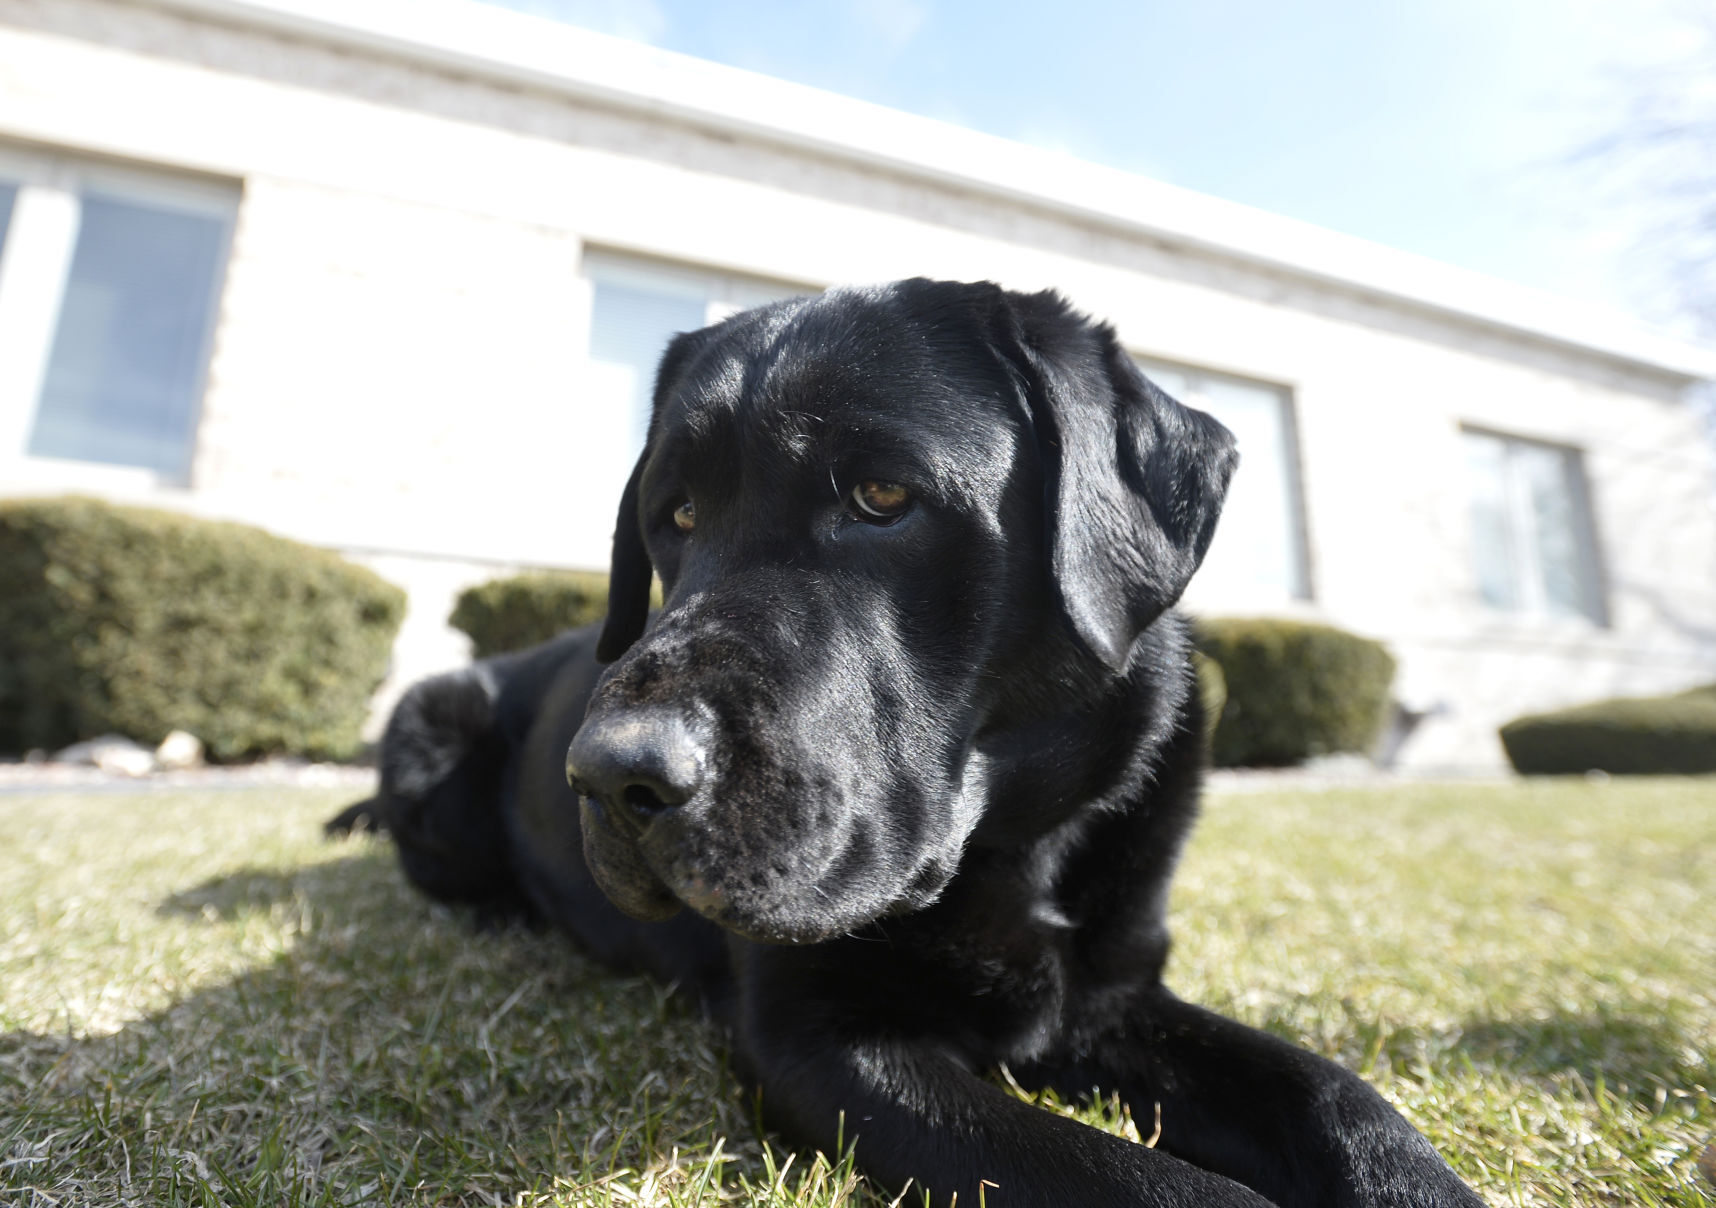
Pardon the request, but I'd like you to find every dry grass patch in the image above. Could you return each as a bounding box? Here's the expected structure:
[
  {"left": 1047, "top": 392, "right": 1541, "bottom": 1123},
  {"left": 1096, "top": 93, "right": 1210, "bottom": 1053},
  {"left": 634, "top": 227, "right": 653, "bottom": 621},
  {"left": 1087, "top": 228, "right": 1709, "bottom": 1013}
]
[{"left": 1, "top": 779, "right": 1711, "bottom": 1206}]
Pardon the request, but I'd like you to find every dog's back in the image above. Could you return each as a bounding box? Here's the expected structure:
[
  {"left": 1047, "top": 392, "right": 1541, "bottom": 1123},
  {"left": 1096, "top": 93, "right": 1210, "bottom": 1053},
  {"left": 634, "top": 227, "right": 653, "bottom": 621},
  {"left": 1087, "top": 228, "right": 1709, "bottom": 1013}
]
[{"left": 331, "top": 629, "right": 598, "bottom": 918}]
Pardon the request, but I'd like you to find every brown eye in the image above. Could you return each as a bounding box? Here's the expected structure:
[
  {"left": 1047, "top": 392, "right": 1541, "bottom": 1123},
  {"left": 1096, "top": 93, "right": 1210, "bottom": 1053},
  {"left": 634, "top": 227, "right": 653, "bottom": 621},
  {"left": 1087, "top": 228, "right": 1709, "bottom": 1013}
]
[
  {"left": 672, "top": 500, "right": 696, "bottom": 532},
  {"left": 850, "top": 480, "right": 911, "bottom": 522}
]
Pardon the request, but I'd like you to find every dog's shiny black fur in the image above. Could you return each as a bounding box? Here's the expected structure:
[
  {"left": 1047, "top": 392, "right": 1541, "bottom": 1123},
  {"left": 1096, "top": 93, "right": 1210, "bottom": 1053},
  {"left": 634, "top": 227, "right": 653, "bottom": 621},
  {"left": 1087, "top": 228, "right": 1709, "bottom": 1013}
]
[{"left": 333, "top": 280, "right": 1482, "bottom": 1207}]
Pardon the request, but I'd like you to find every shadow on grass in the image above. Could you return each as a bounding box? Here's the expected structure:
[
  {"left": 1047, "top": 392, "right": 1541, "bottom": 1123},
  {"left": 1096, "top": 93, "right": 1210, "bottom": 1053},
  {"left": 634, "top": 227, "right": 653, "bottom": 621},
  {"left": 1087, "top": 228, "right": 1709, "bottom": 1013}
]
[
  {"left": 157, "top": 865, "right": 308, "bottom": 921},
  {"left": 16, "top": 848, "right": 1704, "bottom": 1206},
  {"left": 1458, "top": 1008, "right": 1712, "bottom": 1104},
  {"left": 1, "top": 846, "right": 791, "bottom": 1207}
]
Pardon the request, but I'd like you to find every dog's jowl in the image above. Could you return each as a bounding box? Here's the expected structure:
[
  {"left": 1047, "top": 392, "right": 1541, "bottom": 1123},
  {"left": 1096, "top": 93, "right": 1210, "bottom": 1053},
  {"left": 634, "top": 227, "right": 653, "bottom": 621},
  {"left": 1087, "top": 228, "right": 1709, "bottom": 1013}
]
[{"left": 333, "top": 280, "right": 1484, "bottom": 1207}]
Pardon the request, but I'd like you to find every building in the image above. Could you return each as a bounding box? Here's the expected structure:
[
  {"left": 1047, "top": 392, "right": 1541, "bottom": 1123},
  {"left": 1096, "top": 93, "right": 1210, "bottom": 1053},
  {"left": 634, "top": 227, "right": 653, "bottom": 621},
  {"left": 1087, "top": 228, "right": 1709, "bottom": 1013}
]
[{"left": 2, "top": 0, "right": 1714, "bottom": 770}]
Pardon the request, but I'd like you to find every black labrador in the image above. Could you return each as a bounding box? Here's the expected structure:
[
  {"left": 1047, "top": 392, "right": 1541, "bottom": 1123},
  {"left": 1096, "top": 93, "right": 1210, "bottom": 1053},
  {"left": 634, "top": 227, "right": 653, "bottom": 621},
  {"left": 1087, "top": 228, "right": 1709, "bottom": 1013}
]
[{"left": 330, "top": 280, "right": 1482, "bottom": 1207}]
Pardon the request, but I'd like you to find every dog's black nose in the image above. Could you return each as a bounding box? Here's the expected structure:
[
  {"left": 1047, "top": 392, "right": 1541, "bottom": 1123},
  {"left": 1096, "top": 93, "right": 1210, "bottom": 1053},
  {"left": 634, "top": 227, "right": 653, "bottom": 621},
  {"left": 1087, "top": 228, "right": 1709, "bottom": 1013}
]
[{"left": 567, "top": 710, "right": 706, "bottom": 825}]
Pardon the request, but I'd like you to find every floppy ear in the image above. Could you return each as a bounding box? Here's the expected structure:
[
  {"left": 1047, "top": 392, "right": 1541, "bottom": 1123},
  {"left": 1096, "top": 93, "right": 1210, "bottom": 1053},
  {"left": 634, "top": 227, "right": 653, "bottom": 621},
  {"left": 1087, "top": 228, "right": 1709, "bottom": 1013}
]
[
  {"left": 997, "top": 290, "right": 1238, "bottom": 668},
  {"left": 596, "top": 450, "right": 652, "bottom": 664},
  {"left": 595, "top": 326, "right": 717, "bottom": 664}
]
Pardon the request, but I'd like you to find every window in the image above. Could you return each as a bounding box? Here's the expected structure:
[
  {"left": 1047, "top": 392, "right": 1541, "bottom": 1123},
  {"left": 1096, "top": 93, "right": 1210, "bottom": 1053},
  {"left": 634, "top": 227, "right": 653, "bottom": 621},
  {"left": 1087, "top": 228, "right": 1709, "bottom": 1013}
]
[
  {"left": 0, "top": 148, "right": 236, "bottom": 483},
  {"left": 1462, "top": 428, "right": 1605, "bottom": 623},
  {"left": 1137, "top": 359, "right": 1310, "bottom": 603},
  {"left": 584, "top": 253, "right": 805, "bottom": 457}
]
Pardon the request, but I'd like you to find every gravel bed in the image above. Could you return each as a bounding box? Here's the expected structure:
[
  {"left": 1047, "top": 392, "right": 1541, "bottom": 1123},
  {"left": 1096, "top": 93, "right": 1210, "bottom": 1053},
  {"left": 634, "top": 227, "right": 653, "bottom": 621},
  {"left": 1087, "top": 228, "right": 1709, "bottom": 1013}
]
[{"left": 0, "top": 759, "right": 377, "bottom": 793}]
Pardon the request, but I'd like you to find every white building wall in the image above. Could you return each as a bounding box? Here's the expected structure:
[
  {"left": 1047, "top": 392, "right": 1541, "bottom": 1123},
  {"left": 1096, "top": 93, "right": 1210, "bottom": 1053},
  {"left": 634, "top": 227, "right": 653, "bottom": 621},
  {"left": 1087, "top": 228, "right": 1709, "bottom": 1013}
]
[{"left": 1, "top": 0, "right": 1712, "bottom": 765}]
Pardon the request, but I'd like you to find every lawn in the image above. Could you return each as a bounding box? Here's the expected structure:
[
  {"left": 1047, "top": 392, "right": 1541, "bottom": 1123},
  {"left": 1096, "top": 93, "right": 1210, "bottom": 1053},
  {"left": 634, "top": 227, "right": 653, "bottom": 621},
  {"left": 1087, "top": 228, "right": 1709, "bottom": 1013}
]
[{"left": 1, "top": 778, "right": 1711, "bottom": 1206}]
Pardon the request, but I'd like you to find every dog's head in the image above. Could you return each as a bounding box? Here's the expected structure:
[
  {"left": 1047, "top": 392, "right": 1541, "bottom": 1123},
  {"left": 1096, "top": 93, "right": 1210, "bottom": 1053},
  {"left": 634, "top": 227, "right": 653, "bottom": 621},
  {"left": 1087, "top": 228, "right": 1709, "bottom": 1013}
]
[{"left": 566, "top": 280, "right": 1235, "bottom": 943}]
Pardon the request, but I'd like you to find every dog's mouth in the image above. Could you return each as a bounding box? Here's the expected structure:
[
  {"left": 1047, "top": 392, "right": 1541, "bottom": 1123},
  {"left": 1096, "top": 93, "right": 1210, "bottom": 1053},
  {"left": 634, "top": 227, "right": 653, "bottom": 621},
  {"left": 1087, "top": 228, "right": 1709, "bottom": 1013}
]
[
  {"left": 576, "top": 781, "right": 949, "bottom": 946},
  {"left": 577, "top": 793, "right": 683, "bottom": 923},
  {"left": 577, "top": 791, "right": 842, "bottom": 944},
  {"left": 566, "top": 650, "right": 973, "bottom": 945}
]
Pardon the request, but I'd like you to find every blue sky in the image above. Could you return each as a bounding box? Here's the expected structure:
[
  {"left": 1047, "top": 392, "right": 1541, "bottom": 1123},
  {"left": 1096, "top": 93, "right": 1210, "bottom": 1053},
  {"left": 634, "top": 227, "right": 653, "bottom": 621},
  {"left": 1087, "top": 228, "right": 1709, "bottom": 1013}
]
[{"left": 479, "top": 0, "right": 1702, "bottom": 329}]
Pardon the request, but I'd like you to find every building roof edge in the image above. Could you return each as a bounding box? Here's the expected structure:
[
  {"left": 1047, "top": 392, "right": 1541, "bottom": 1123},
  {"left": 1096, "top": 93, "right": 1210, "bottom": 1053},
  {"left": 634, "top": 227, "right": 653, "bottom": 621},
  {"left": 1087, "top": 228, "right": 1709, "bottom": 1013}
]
[{"left": 134, "top": 0, "right": 1716, "bottom": 382}]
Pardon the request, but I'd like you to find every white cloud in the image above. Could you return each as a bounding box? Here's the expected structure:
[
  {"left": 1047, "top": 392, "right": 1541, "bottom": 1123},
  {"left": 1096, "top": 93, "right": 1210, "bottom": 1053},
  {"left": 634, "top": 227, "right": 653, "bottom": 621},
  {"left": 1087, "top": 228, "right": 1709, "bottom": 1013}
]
[
  {"left": 842, "top": 0, "right": 926, "bottom": 53},
  {"left": 478, "top": 0, "right": 668, "bottom": 45}
]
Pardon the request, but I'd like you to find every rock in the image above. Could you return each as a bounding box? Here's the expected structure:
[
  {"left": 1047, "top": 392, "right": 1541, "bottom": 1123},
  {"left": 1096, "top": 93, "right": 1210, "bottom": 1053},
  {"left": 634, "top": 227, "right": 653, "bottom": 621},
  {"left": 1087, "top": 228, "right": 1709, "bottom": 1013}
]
[
  {"left": 55, "top": 734, "right": 156, "bottom": 777},
  {"left": 155, "top": 729, "right": 205, "bottom": 770}
]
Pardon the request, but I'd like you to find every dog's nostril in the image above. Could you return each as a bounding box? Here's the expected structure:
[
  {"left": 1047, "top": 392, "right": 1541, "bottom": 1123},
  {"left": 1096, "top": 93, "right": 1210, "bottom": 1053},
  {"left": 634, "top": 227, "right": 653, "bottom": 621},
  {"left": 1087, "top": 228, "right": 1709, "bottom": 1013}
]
[
  {"left": 567, "top": 707, "right": 706, "bottom": 826},
  {"left": 621, "top": 781, "right": 675, "bottom": 816}
]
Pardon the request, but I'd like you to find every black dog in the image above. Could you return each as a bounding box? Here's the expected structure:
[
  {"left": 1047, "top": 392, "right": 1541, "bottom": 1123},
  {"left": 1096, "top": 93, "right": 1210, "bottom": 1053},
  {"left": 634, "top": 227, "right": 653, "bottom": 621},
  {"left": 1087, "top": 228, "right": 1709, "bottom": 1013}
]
[{"left": 332, "top": 280, "right": 1482, "bottom": 1207}]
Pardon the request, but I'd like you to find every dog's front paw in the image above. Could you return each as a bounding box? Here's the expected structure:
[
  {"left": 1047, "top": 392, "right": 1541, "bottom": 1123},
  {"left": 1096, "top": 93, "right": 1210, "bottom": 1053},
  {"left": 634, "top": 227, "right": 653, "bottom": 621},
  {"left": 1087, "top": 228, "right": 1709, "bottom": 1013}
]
[{"left": 324, "top": 797, "right": 387, "bottom": 838}]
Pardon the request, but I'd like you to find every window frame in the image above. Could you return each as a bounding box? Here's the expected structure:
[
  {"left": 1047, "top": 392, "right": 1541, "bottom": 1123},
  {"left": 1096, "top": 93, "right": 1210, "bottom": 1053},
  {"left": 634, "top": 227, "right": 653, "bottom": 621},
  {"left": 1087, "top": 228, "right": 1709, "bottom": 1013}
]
[
  {"left": 1460, "top": 424, "right": 1609, "bottom": 627},
  {"left": 0, "top": 144, "right": 239, "bottom": 489}
]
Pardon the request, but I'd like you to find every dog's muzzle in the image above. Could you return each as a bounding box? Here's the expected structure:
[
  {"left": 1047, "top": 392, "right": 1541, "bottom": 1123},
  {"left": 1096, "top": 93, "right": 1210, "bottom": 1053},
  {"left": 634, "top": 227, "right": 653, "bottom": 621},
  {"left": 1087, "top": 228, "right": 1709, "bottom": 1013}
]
[
  {"left": 567, "top": 708, "right": 707, "bottom": 921},
  {"left": 568, "top": 708, "right": 707, "bottom": 826}
]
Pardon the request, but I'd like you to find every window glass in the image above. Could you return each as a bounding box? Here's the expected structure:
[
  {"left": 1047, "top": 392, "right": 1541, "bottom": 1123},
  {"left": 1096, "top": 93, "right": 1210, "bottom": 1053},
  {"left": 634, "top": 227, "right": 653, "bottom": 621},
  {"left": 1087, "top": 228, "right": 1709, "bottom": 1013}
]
[
  {"left": 1518, "top": 440, "right": 1586, "bottom": 617},
  {"left": 1140, "top": 363, "right": 1190, "bottom": 398},
  {"left": 1462, "top": 428, "right": 1602, "bottom": 622},
  {"left": 27, "top": 192, "right": 227, "bottom": 478},
  {"left": 588, "top": 277, "right": 709, "bottom": 455},
  {"left": 1463, "top": 430, "right": 1518, "bottom": 610},
  {"left": 717, "top": 277, "right": 798, "bottom": 319},
  {"left": 585, "top": 256, "right": 803, "bottom": 454},
  {"left": 1140, "top": 360, "right": 1308, "bottom": 602},
  {"left": 577, "top": 258, "right": 802, "bottom": 560},
  {"left": 0, "top": 182, "right": 15, "bottom": 256},
  {"left": 1197, "top": 375, "right": 1302, "bottom": 599}
]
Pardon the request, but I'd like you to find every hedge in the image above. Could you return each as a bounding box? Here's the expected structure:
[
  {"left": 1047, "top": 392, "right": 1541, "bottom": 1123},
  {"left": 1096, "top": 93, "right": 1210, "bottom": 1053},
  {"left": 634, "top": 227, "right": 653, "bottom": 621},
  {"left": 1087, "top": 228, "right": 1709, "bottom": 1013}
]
[
  {"left": 450, "top": 570, "right": 629, "bottom": 658},
  {"left": 1499, "top": 685, "right": 1716, "bottom": 775},
  {"left": 1196, "top": 617, "right": 1396, "bottom": 767},
  {"left": 0, "top": 497, "right": 404, "bottom": 761}
]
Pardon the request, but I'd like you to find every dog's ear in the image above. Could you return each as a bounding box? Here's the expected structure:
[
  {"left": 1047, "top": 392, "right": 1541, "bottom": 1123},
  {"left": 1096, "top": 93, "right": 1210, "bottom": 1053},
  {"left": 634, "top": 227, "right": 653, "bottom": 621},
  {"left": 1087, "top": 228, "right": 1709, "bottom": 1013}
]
[
  {"left": 596, "top": 327, "right": 715, "bottom": 664},
  {"left": 596, "top": 450, "right": 652, "bottom": 664},
  {"left": 993, "top": 289, "right": 1238, "bottom": 669}
]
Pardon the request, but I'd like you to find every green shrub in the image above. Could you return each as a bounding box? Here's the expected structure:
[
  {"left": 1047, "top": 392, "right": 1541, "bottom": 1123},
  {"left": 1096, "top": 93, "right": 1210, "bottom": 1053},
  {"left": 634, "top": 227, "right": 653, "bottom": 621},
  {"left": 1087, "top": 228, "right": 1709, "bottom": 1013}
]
[
  {"left": 1196, "top": 617, "right": 1396, "bottom": 768},
  {"left": 1499, "top": 685, "right": 1716, "bottom": 775},
  {"left": 450, "top": 570, "right": 617, "bottom": 658},
  {"left": 0, "top": 497, "right": 404, "bottom": 761}
]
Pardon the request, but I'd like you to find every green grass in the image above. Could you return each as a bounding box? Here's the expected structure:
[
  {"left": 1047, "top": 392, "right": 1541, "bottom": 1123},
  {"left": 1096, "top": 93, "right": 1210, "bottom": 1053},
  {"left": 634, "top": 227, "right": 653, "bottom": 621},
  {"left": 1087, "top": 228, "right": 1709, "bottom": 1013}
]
[{"left": 1, "top": 779, "right": 1711, "bottom": 1206}]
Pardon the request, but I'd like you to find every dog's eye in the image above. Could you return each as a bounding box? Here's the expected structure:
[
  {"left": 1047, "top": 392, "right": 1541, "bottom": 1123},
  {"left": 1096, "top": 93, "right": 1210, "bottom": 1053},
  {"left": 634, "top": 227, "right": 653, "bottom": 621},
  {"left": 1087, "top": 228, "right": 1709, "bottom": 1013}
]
[
  {"left": 850, "top": 480, "right": 911, "bottom": 523},
  {"left": 673, "top": 500, "right": 696, "bottom": 533}
]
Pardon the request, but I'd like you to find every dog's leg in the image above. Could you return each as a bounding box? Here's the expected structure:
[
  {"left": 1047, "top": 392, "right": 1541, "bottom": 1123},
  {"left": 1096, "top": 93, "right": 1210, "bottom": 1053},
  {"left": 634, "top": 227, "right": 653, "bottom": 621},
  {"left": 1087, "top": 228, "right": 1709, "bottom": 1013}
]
[
  {"left": 324, "top": 796, "right": 387, "bottom": 837},
  {"left": 747, "top": 1028, "right": 1277, "bottom": 1207},
  {"left": 1048, "top": 989, "right": 1483, "bottom": 1208}
]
